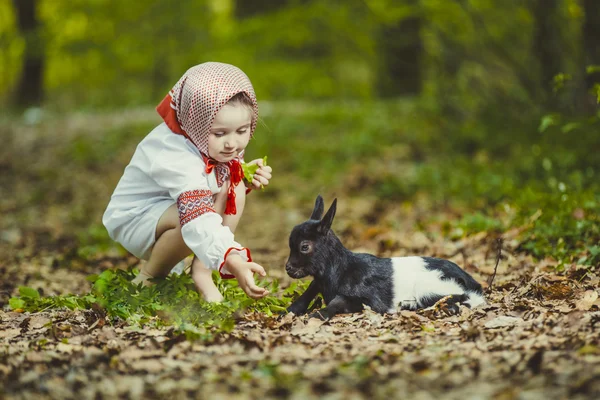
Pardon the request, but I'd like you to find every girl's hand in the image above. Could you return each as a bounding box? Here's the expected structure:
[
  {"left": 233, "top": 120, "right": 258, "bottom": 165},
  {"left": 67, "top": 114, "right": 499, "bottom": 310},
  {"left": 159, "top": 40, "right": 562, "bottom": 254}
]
[
  {"left": 245, "top": 158, "right": 272, "bottom": 190},
  {"left": 225, "top": 255, "right": 269, "bottom": 299}
]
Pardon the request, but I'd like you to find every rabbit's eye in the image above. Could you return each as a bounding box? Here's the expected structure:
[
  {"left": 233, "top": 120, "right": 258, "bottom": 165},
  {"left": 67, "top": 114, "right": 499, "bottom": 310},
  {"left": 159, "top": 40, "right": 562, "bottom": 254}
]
[{"left": 300, "top": 241, "right": 311, "bottom": 253}]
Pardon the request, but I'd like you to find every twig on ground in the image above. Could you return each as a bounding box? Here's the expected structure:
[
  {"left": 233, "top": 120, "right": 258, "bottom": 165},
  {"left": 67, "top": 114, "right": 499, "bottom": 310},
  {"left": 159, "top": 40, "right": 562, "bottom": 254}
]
[{"left": 486, "top": 237, "right": 503, "bottom": 293}]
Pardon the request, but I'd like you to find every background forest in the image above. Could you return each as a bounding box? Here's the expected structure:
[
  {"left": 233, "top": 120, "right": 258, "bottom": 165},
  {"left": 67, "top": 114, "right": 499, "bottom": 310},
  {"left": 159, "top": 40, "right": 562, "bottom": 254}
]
[
  {"left": 1, "top": 1, "right": 600, "bottom": 399},
  {"left": 2, "top": 0, "right": 599, "bottom": 268}
]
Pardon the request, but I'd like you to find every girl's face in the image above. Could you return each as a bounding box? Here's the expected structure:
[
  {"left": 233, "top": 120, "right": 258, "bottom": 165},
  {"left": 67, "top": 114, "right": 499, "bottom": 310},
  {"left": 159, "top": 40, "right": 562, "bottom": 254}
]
[{"left": 207, "top": 103, "right": 252, "bottom": 162}]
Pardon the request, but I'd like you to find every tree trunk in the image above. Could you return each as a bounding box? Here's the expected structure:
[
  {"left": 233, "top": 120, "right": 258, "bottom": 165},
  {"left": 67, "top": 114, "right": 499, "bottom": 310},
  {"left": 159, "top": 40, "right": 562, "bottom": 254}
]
[
  {"left": 377, "top": 12, "right": 423, "bottom": 97},
  {"left": 234, "top": 0, "right": 289, "bottom": 19},
  {"left": 13, "top": 0, "right": 44, "bottom": 108},
  {"left": 532, "top": 0, "right": 562, "bottom": 104},
  {"left": 583, "top": 0, "right": 600, "bottom": 112}
]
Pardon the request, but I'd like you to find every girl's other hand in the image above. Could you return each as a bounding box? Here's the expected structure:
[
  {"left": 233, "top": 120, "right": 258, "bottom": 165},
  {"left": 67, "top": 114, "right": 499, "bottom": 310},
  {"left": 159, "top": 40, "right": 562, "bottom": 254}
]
[
  {"left": 246, "top": 158, "right": 272, "bottom": 190},
  {"left": 225, "top": 255, "right": 269, "bottom": 299}
]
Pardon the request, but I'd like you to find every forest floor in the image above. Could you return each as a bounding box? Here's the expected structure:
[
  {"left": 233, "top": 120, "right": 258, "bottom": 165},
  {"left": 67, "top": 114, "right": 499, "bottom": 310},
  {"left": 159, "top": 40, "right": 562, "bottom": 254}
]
[{"left": 1, "top": 107, "right": 599, "bottom": 399}]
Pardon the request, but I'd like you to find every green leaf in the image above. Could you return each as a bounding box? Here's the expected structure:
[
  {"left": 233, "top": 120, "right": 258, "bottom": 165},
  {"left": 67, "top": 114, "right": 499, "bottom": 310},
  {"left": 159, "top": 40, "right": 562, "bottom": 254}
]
[
  {"left": 99, "top": 269, "right": 115, "bottom": 280},
  {"left": 9, "top": 297, "right": 26, "bottom": 310},
  {"left": 586, "top": 65, "right": 600, "bottom": 74},
  {"left": 538, "top": 114, "right": 558, "bottom": 133},
  {"left": 19, "top": 286, "right": 40, "bottom": 299},
  {"left": 561, "top": 122, "right": 580, "bottom": 133},
  {"left": 552, "top": 73, "right": 572, "bottom": 92},
  {"left": 241, "top": 155, "right": 268, "bottom": 183},
  {"left": 593, "top": 84, "right": 600, "bottom": 104}
]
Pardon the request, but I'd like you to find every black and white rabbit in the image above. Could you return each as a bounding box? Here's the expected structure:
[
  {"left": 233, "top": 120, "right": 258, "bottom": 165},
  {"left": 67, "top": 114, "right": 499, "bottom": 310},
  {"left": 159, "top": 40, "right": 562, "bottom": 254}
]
[{"left": 285, "top": 195, "right": 485, "bottom": 320}]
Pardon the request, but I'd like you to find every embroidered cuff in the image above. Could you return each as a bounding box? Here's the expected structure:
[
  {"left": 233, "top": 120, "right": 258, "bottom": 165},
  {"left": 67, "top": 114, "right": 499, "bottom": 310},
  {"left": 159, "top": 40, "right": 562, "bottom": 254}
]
[
  {"left": 177, "top": 189, "right": 215, "bottom": 226},
  {"left": 219, "top": 247, "right": 252, "bottom": 279}
]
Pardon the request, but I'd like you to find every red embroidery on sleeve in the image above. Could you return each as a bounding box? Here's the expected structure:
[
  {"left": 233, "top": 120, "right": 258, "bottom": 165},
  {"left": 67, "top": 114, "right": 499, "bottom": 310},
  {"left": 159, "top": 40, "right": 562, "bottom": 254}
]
[
  {"left": 219, "top": 247, "right": 252, "bottom": 279},
  {"left": 177, "top": 189, "right": 215, "bottom": 226}
]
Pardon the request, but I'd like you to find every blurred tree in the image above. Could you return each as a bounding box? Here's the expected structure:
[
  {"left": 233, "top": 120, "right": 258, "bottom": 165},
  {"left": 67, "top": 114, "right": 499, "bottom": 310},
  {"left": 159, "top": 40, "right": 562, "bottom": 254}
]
[
  {"left": 234, "top": 0, "right": 292, "bottom": 18},
  {"left": 12, "top": 0, "right": 44, "bottom": 107},
  {"left": 532, "top": 0, "right": 562, "bottom": 107},
  {"left": 36, "top": 0, "right": 213, "bottom": 108},
  {"left": 583, "top": 0, "right": 600, "bottom": 111},
  {"left": 224, "top": 1, "right": 377, "bottom": 99},
  {"left": 376, "top": 0, "right": 422, "bottom": 97},
  {"left": 0, "top": 0, "right": 589, "bottom": 110}
]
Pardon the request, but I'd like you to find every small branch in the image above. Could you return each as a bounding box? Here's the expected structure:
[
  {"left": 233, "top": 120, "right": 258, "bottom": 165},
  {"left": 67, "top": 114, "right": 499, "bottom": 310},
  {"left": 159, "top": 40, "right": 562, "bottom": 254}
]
[{"left": 486, "top": 237, "right": 503, "bottom": 293}]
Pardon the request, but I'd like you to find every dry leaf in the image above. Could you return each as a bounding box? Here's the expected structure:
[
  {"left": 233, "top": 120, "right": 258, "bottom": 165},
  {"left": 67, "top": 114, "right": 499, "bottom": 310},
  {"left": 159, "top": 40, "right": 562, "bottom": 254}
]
[
  {"left": 290, "top": 318, "right": 325, "bottom": 337},
  {"left": 56, "top": 342, "right": 76, "bottom": 354},
  {"left": 0, "top": 328, "right": 21, "bottom": 340},
  {"left": 129, "top": 359, "right": 164, "bottom": 373},
  {"left": 484, "top": 316, "right": 522, "bottom": 329},
  {"left": 28, "top": 315, "right": 51, "bottom": 329},
  {"left": 575, "top": 290, "right": 599, "bottom": 311}
]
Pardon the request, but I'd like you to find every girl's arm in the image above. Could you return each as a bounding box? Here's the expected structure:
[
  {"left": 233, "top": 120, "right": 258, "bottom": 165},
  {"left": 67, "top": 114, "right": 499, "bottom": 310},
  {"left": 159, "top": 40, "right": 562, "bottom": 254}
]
[{"left": 147, "top": 133, "right": 250, "bottom": 278}]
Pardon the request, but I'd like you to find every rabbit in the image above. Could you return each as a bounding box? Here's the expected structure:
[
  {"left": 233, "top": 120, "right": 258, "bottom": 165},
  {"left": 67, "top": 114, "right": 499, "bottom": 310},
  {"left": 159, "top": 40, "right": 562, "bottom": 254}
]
[{"left": 285, "top": 195, "right": 486, "bottom": 320}]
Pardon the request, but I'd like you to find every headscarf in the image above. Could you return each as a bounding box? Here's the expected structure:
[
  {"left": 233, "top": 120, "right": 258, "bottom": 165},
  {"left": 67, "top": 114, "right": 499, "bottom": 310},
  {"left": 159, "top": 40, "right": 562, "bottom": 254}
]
[{"left": 156, "top": 62, "right": 259, "bottom": 215}]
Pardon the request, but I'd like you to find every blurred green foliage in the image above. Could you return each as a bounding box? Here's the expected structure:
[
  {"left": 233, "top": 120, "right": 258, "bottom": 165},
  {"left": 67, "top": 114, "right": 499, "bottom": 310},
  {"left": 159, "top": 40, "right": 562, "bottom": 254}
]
[{"left": 0, "top": 0, "right": 590, "bottom": 108}]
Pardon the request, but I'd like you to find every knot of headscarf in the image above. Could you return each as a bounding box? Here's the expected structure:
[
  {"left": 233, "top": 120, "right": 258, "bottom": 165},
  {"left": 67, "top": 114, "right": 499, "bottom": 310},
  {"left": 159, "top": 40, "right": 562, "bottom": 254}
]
[
  {"left": 156, "top": 62, "right": 259, "bottom": 215},
  {"left": 203, "top": 157, "right": 218, "bottom": 174},
  {"left": 202, "top": 155, "right": 244, "bottom": 215}
]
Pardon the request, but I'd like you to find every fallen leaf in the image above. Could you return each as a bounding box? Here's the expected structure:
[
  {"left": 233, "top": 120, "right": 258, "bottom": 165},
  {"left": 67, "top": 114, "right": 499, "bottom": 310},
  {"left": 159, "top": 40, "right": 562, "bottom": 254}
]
[
  {"left": 25, "top": 351, "right": 46, "bottom": 363},
  {"left": 274, "top": 312, "right": 295, "bottom": 329},
  {"left": 0, "top": 328, "right": 21, "bottom": 340},
  {"left": 575, "top": 290, "right": 599, "bottom": 311},
  {"left": 535, "top": 282, "right": 573, "bottom": 299},
  {"left": 29, "top": 315, "right": 51, "bottom": 329},
  {"left": 56, "top": 342, "right": 75, "bottom": 354},
  {"left": 290, "top": 318, "right": 325, "bottom": 337},
  {"left": 541, "top": 274, "right": 567, "bottom": 282},
  {"left": 362, "top": 306, "right": 384, "bottom": 327},
  {"left": 484, "top": 316, "right": 522, "bottom": 329},
  {"left": 129, "top": 359, "right": 165, "bottom": 373},
  {"left": 118, "top": 347, "right": 156, "bottom": 361}
]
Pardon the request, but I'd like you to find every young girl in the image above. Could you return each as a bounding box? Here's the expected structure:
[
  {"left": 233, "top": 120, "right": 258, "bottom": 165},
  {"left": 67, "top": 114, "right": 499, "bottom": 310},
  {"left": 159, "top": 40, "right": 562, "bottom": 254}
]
[{"left": 103, "top": 62, "right": 272, "bottom": 302}]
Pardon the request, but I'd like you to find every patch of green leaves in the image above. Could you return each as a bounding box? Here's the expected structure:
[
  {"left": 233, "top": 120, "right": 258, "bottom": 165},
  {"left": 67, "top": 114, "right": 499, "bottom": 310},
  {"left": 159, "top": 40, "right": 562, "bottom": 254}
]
[
  {"left": 9, "top": 269, "right": 311, "bottom": 340},
  {"left": 552, "top": 73, "right": 573, "bottom": 93},
  {"left": 519, "top": 195, "right": 600, "bottom": 269},
  {"left": 450, "top": 212, "right": 505, "bottom": 239},
  {"left": 374, "top": 148, "right": 599, "bottom": 268},
  {"left": 8, "top": 286, "right": 95, "bottom": 312}
]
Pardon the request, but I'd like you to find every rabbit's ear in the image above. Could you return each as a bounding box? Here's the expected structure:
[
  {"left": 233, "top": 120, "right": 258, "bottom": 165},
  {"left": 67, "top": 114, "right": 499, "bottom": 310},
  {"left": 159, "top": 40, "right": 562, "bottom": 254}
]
[
  {"left": 310, "top": 195, "right": 325, "bottom": 220},
  {"left": 318, "top": 198, "right": 337, "bottom": 234}
]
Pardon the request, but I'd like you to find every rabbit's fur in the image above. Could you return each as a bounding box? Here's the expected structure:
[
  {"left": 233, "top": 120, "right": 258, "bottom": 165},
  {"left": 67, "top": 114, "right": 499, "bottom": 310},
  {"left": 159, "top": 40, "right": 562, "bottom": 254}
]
[{"left": 285, "top": 195, "right": 485, "bottom": 320}]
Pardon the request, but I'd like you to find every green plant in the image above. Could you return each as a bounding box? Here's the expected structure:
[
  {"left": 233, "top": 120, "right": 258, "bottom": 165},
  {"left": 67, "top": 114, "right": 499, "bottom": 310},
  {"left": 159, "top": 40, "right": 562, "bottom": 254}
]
[{"left": 9, "top": 270, "right": 311, "bottom": 340}]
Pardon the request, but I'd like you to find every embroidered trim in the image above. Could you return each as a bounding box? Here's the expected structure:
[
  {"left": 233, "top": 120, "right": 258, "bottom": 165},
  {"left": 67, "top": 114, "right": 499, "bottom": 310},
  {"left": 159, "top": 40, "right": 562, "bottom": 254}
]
[
  {"left": 219, "top": 247, "right": 252, "bottom": 279},
  {"left": 177, "top": 189, "right": 215, "bottom": 226},
  {"left": 215, "top": 163, "right": 230, "bottom": 187}
]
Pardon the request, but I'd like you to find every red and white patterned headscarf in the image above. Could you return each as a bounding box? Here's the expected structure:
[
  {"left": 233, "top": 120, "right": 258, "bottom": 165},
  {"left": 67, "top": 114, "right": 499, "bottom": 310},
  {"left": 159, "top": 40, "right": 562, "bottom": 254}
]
[{"left": 156, "top": 62, "right": 259, "bottom": 215}]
